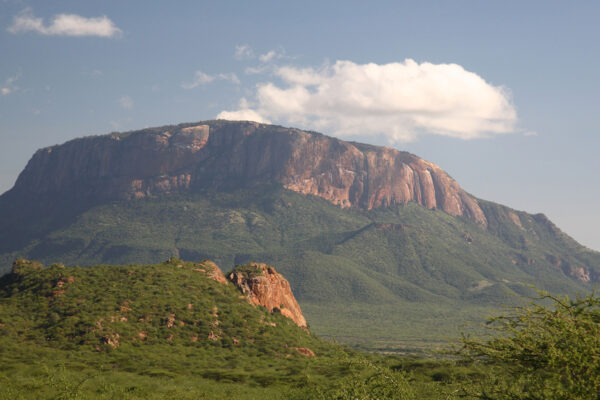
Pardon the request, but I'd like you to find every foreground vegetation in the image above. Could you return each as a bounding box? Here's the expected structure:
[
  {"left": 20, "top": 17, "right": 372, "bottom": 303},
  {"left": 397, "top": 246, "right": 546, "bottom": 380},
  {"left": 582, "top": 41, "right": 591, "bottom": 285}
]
[
  {"left": 460, "top": 290, "right": 600, "bottom": 399},
  {"left": 1, "top": 259, "right": 599, "bottom": 399},
  {"left": 0, "top": 259, "right": 453, "bottom": 399}
]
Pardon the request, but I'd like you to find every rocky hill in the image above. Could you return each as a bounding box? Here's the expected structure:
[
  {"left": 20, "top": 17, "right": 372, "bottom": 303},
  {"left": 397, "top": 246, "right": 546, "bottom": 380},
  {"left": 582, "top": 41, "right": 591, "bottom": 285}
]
[
  {"left": 0, "top": 258, "right": 483, "bottom": 399},
  {"left": 1, "top": 257, "right": 308, "bottom": 349},
  {"left": 0, "top": 258, "right": 359, "bottom": 398}
]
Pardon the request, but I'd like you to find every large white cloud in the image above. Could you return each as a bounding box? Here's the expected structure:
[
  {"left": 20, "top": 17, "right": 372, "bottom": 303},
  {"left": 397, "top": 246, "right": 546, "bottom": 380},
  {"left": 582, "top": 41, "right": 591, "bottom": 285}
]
[
  {"left": 8, "top": 9, "right": 121, "bottom": 38},
  {"left": 217, "top": 59, "right": 518, "bottom": 141}
]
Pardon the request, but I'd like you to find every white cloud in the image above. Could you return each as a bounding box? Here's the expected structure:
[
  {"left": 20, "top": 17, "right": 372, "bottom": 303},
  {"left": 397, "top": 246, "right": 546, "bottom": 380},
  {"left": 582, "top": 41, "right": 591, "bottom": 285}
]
[
  {"left": 1, "top": 73, "right": 20, "bottom": 96},
  {"left": 245, "top": 65, "right": 269, "bottom": 75},
  {"left": 242, "top": 47, "right": 290, "bottom": 76},
  {"left": 217, "top": 73, "right": 240, "bottom": 84},
  {"left": 8, "top": 8, "right": 121, "bottom": 38},
  {"left": 258, "top": 48, "right": 288, "bottom": 63},
  {"left": 181, "top": 71, "right": 214, "bottom": 89},
  {"left": 216, "top": 98, "right": 269, "bottom": 123},
  {"left": 218, "top": 59, "right": 518, "bottom": 142},
  {"left": 216, "top": 109, "right": 270, "bottom": 124},
  {"left": 238, "top": 98, "right": 250, "bottom": 109},
  {"left": 259, "top": 50, "right": 276, "bottom": 63},
  {"left": 234, "top": 44, "right": 254, "bottom": 60},
  {"left": 275, "top": 65, "right": 326, "bottom": 85},
  {"left": 181, "top": 71, "right": 239, "bottom": 89},
  {"left": 119, "top": 96, "right": 133, "bottom": 110}
]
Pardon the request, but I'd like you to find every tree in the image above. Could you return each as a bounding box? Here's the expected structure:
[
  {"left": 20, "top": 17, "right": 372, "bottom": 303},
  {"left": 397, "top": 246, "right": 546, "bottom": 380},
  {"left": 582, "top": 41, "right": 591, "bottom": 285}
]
[{"left": 460, "top": 290, "right": 600, "bottom": 399}]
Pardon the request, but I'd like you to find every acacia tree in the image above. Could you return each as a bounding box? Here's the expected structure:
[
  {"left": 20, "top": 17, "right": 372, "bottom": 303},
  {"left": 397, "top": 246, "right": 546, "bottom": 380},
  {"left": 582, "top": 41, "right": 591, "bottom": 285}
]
[{"left": 460, "top": 291, "right": 600, "bottom": 399}]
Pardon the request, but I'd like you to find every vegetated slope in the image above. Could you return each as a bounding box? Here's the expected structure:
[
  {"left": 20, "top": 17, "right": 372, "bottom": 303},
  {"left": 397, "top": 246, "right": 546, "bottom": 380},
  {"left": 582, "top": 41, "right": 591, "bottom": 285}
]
[
  {"left": 1, "top": 185, "right": 598, "bottom": 349},
  {"left": 0, "top": 258, "right": 504, "bottom": 400},
  {"left": 0, "top": 258, "right": 346, "bottom": 399},
  {"left": 0, "top": 121, "right": 599, "bottom": 349}
]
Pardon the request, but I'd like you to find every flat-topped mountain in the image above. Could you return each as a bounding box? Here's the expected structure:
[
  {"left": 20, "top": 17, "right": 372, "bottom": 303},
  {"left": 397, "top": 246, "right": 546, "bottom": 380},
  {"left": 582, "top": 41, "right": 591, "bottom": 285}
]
[
  {"left": 1, "top": 120, "right": 598, "bottom": 348},
  {"left": 9, "top": 120, "right": 485, "bottom": 224}
]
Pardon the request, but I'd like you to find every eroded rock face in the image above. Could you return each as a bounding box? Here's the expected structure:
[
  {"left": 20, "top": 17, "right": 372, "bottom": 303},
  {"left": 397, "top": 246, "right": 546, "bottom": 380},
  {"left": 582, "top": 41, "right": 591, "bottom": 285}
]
[
  {"left": 9, "top": 120, "right": 487, "bottom": 225},
  {"left": 228, "top": 263, "right": 307, "bottom": 327},
  {"left": 281, "top": 139, "right": 487, "bottom": 225},
  {"left": 11, "top": 124, "right": 210, "bottom": 203},
  {"left": 198, "top": 260, "right": 228, "bottom": 284}
]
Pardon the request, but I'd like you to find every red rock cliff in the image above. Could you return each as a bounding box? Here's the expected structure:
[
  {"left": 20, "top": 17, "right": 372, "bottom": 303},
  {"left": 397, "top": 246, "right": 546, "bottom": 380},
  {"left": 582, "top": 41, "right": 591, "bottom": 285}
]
[
  {"left": 228, "top": 263, "right": 307, "bottom": 327},
  {"left": 8, "top": 120, "right": 487, "bottom": 225}
]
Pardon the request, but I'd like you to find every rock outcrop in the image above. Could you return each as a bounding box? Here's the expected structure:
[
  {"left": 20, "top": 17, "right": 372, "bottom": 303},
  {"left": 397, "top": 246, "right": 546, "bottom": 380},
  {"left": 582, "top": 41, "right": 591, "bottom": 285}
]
[
  {"left": 199, "top": 260, "right": 228, "bottom": 284},
  {"left": 7, "top": 120, "right": 487, "bottom": 225},
  {"left": 228, "top": 263, "right": 307, "bottom": 327}
]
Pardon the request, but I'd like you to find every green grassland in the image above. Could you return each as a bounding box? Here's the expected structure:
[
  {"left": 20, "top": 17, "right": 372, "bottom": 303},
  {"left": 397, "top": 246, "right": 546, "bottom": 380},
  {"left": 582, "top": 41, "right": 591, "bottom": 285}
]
[{"left": 1, "top": 185, "right": 598, "bottom": 349}]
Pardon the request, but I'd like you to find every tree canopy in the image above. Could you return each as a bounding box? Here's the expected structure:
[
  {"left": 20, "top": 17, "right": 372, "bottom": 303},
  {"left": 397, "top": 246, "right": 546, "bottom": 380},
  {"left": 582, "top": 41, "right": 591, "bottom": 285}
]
[{"left": 461, "top": 290, "right": 600, "bottom": 399}]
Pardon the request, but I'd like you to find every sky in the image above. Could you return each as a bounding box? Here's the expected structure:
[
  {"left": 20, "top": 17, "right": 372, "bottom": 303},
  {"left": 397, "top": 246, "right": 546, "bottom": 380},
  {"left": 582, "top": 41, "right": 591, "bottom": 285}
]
[{"left": 1, "top": 1, "right": 599, "bottom": 249}]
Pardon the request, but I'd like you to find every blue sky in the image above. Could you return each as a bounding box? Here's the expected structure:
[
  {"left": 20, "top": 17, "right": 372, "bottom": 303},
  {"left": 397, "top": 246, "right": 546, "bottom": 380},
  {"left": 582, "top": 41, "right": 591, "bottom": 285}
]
[{"left": 1, "top": 1, "right": 599, "bottom": 249}]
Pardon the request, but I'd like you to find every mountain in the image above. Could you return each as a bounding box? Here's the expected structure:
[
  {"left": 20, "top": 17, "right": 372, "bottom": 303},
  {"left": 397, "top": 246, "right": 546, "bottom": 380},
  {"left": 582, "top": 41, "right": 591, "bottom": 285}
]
[
  {"left": 3, "top": 120, "right": 485, "bottom": 224},
  {"left": 1, "top": 120, "right": 598, "bottom": 349}
]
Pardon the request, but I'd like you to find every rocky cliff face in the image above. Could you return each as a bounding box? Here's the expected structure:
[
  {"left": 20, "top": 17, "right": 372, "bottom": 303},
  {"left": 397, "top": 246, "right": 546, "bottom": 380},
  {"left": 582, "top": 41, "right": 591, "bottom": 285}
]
[
  {"left": 8, "top": 120, "right": 486, "bottom": 225},
  {"left": 193, "top": 260, "right": 228, "bottom": 285},
  {"left": 228, "top": 263, "right": 307, "bottom": 327}
]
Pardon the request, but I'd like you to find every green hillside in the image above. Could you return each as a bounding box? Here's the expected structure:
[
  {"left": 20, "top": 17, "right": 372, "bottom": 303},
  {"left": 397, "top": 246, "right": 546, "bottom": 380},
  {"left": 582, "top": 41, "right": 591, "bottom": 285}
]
[
  {"left": 0, "top": 258, "right": 465, "bottom": 399},
  {"left": 1, "top": 185, "right": 598, "bottom": 349}
]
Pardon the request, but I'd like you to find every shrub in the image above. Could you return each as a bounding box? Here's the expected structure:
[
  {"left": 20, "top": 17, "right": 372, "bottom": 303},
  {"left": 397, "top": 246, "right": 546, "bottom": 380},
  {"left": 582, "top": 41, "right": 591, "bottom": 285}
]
[
  {"left": 460, "top": 290, "right": 600, "bottom": 399},
  {"left": 11, "top": 258, "right": 43, "bottom": 275}
]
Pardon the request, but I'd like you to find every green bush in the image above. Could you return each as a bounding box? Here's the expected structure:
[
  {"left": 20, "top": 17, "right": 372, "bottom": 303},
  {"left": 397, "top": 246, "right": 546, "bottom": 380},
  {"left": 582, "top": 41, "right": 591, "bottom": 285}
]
[
  {"left": 460, "top": 290, "right": 600, "bottom": 399},
  {"left": 11, "top": 257, "right": 43, "bottom": 275}
]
